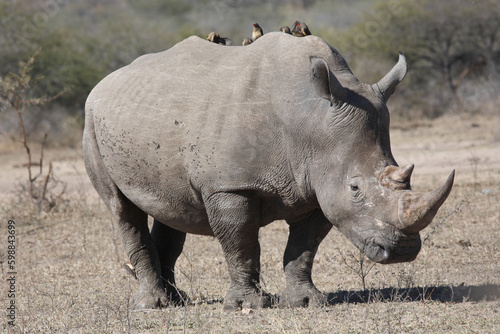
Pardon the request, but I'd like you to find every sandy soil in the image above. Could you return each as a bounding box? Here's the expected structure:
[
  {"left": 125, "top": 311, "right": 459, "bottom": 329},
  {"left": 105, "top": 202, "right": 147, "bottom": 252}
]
[{"left": 390, "top": 113, "right": 500, "bottom": 188}]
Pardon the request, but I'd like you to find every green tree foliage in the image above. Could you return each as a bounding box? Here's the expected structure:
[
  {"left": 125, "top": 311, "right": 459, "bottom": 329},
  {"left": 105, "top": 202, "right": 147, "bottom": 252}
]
[
  {"left": 0, "top": 1, "right": 197, "bottom": 111},
  {"left": 0, "top": 0, "right": 371, "bottom": 113},
  {"left": 324, "top": 0, "right": 499, "bottom": 117},
  {"left": 1, "top": 0, "right": 497, "bottom": 120},
  {"left": 348, "top": 0, "right": 499, "bottom": 99}
]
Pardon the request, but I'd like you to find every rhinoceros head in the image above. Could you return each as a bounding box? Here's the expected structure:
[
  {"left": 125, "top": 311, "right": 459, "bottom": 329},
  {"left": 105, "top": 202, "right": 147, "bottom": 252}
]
[{"left": 308, "top": 52, "right": 454, "bottom": 264}]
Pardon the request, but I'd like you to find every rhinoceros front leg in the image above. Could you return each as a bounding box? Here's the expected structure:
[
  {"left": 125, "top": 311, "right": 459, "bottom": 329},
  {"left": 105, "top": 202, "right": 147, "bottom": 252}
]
[
  {"left": 282, "top": 210, "right": 332, "bottom": 307},
  {"left": 205, "top": 192, "right": 272, "bottom": 310},
  {"left": 151, "top": 220, "right": 187, "bottom": 305}
]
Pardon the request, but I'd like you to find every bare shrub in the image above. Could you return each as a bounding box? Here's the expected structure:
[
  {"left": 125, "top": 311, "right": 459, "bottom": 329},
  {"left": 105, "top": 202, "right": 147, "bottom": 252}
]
[
  {"left": 0, "top": 49, "right": 69, "bottom": 212},
  {"left": 337, "top": 247, "right": 375, "bottom": 291}
]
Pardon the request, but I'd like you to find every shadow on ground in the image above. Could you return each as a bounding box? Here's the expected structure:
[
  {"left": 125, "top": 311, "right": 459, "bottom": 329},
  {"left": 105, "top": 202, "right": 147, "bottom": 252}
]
[
  {"left": 190, "top": 284, "right": 500, "bottom": 307},
  {"left": 326, "top": 284, "right": 500, "bottom": 304}
]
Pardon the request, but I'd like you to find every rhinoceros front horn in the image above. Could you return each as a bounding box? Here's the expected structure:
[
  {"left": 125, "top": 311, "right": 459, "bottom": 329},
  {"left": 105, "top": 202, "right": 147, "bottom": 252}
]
[{"left": 398, "top": 170, "right": 455, "bottom": 234}]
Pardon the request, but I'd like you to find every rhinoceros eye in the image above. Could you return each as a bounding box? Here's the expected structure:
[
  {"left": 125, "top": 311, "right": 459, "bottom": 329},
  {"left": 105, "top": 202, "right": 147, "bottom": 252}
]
[{"left": 348, "top": 177, "right": 362, "bottom": 198}]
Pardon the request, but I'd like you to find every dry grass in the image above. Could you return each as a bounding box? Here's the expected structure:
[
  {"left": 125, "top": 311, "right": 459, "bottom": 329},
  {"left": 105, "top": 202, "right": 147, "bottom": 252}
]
[{"left": 1, "top": 113, "right": 499, "bottom": 333}]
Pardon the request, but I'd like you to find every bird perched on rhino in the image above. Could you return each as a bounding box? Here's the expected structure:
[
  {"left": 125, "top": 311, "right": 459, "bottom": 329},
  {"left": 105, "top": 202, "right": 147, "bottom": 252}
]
[
  {"left": 207, "top": 32, "right": 231, "bottom": 45},
  {"left": 207, "top": 32, "right": 221, "bottom": 43},
  {"left": 291, "top": 20, "right": 311, "bottom": 37},
  {"left": 124, "top": 262, "right": 137, "bottom": 279},
  {"left": 279, "top": 25, "right": 291, "bottom": 34},
  {"left": 242, "top": 38, "right": 253, "bottom": 46},
  {"left": 252, "top": 23, "right": 263, "bottom": 41}
]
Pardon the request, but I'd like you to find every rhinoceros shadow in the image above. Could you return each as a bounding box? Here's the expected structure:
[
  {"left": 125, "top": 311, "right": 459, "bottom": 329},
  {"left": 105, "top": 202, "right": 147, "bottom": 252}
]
[
  {"left": 325, "top": 283, "right": 500, "bottom": 305},
  {"left": 194, "top": 284, "right": 500, "bottom": 307}
]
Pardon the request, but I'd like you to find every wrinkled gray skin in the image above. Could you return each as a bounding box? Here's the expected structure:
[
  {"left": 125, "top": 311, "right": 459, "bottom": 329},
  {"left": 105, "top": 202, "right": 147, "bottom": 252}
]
[{"left": 83, "top": 33, "right": 454, "bottom": 310}]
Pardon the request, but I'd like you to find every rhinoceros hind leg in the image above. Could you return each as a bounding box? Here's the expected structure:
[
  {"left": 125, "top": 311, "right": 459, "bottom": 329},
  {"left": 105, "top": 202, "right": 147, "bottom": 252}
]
[
  {"left": 111, "top": 199, "right": 166, "bottom": 310},
  {"left": 205, "top": 191, "right": 272, "bottom": 310},
  {"left": 281, "top": 210, "right": 332, "bottom": 308},
  {"left": 151, "top": 219, "right": 188, "bottom": 306},
  {"left": 83, "top": 122, "right": 165, "bottom": 310}
]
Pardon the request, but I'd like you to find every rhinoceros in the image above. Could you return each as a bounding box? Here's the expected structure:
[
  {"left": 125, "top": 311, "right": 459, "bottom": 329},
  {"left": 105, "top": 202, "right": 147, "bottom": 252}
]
[{"left": 83, "top": 32, "right": 454, "bottom": 310}]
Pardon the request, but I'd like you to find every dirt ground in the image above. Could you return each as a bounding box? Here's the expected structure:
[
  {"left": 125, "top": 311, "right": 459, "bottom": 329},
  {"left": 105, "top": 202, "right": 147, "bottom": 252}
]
[{"left": 0, "top": 112, "right": 499, "bottom": 333}]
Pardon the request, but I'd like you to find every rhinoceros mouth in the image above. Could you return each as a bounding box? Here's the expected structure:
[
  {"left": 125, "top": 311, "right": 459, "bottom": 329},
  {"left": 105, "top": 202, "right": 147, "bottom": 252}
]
[
  {"left": 364, "top": 241, "right": 389, "bottom": 263},
  {"left": 364, "top": 234, "right": 421, "bottom": 264}
]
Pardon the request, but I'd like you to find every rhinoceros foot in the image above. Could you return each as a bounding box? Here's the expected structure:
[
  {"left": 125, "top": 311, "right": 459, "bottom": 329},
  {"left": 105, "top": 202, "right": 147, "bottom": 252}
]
[
  {"left": 165, "top": 286, "right": 189, "bottom": 306},
  {"left": 133, "top": 288, "right": 168, "bottom": 310},
  {"left": 280, "top": 284, "right": 327, "bottom": 308},
  {"left": 223, "top": 287, "right": 274, "bottom": 311},
  {"left": 133, "top": 286, "right": 188, "bottom": 310}
]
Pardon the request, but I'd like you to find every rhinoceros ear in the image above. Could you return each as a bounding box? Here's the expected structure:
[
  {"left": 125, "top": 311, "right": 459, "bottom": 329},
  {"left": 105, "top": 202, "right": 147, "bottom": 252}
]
[
  {"left": 310, "top": 57, "right": 348, "bottom": 107},
  {"left": 375, "top": 52, "right": 407, "bottom": 102}
]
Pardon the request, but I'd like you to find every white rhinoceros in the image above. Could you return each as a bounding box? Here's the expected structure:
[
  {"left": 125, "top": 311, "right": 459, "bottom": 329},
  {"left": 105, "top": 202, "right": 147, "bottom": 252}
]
[{"left": 83, "top": 32, "right": 454, "bottom": 310}]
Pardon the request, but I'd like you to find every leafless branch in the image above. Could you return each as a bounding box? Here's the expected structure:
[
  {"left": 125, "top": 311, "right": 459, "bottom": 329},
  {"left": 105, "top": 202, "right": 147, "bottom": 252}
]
[
  {"left": 422, "top": 199, "right": 468, "bottom": 245},
  {"left": 0, "top": 49, "right": 67, "bottom": 211}
]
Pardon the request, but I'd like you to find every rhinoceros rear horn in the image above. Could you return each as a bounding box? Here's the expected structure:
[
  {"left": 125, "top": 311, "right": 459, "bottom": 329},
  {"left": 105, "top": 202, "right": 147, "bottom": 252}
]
[
  {"left": 310, "top": 57, "right": 348, "bottom": 106},
  {"left": 375, "top": 52, "right": 407, "bottom": 102},
  {"left": 380, "top": 163, "right": 414, "bottom": 190},
  {"left": 398, "top": 170, "right": 455, "bottom": 234}
]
